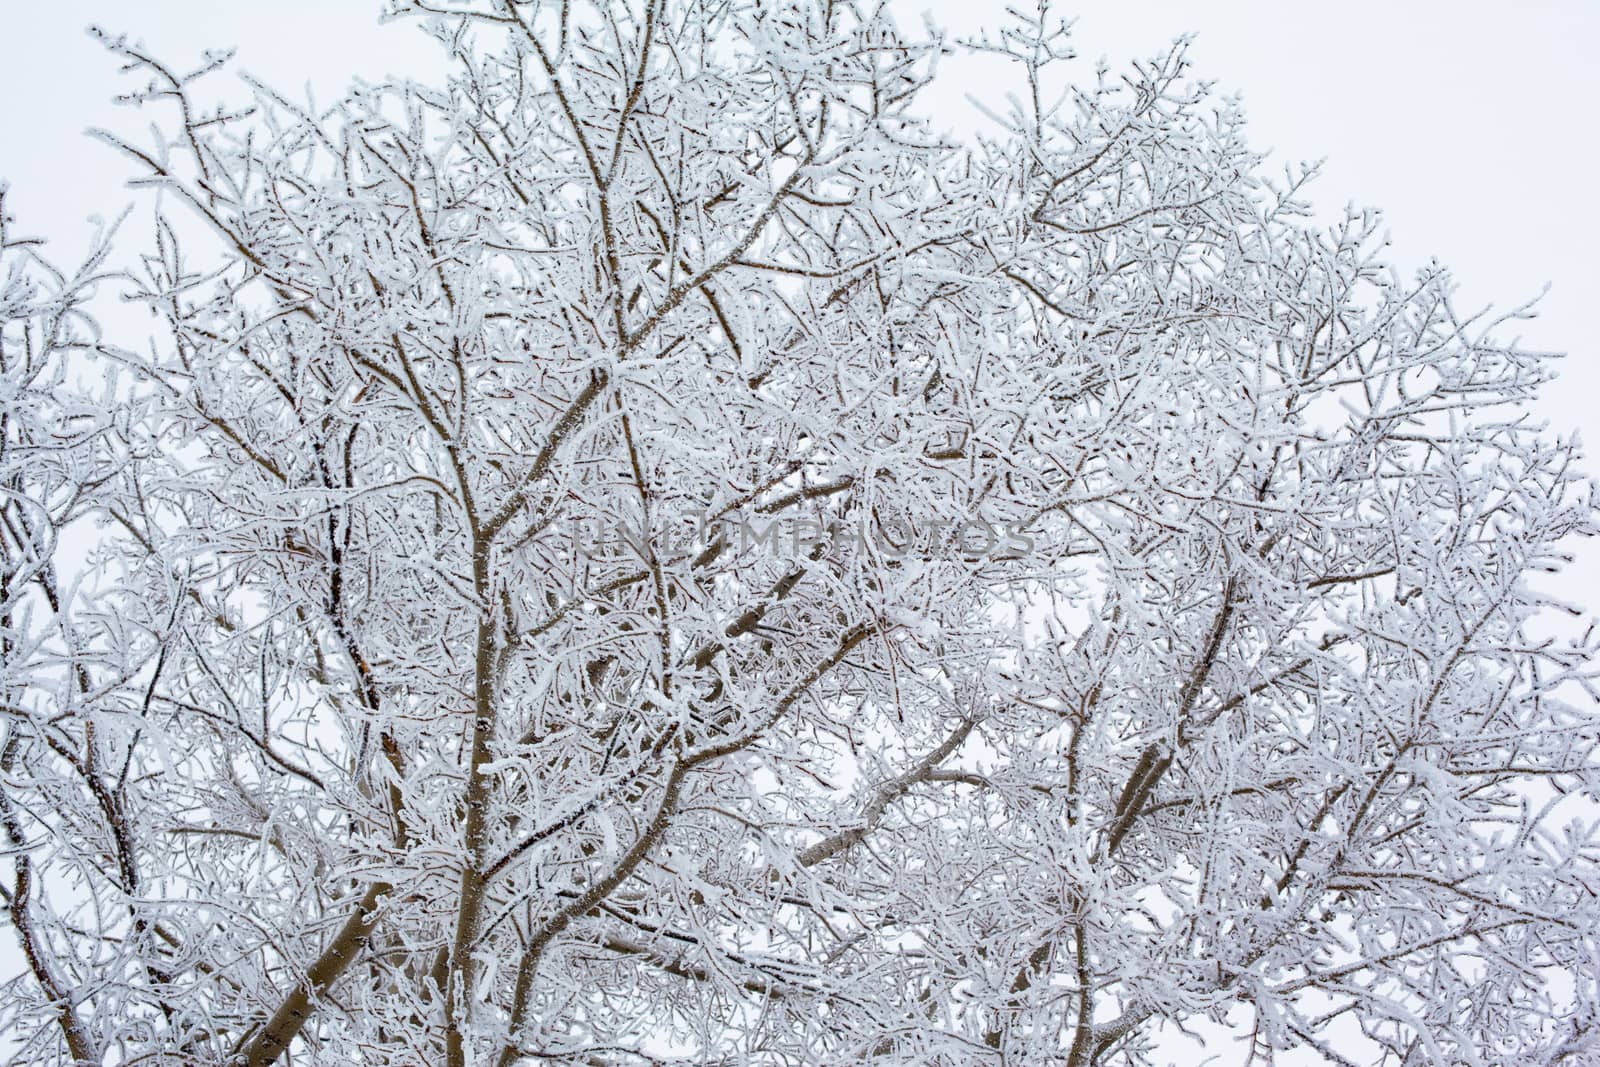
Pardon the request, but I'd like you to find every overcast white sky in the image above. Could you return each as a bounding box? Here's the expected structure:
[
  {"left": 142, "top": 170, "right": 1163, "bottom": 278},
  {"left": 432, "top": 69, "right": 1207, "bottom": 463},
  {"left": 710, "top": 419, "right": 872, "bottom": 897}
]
[{"left": 3, "top": 0, "right": 1597, "bottom": 562}]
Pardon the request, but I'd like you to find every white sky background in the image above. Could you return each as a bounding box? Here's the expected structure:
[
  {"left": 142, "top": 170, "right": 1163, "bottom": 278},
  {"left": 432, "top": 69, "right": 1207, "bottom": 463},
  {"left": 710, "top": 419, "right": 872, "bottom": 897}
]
[{"left": 1, "top": 3, "right": 1597, "bottom": 1062}]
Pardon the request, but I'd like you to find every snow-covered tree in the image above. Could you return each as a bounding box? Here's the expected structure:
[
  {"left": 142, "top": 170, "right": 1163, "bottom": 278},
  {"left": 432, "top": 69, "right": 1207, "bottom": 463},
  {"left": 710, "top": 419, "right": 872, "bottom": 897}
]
[{"left": 3, "top": 2, "right": 1597, "bottom": 1064}]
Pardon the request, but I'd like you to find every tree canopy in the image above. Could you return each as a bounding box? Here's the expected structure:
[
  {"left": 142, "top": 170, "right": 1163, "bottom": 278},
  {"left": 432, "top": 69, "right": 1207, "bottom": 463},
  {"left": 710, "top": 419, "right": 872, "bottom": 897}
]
[{"left": 1, "top": 2, "right": 1596, "bottom": 1064}]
